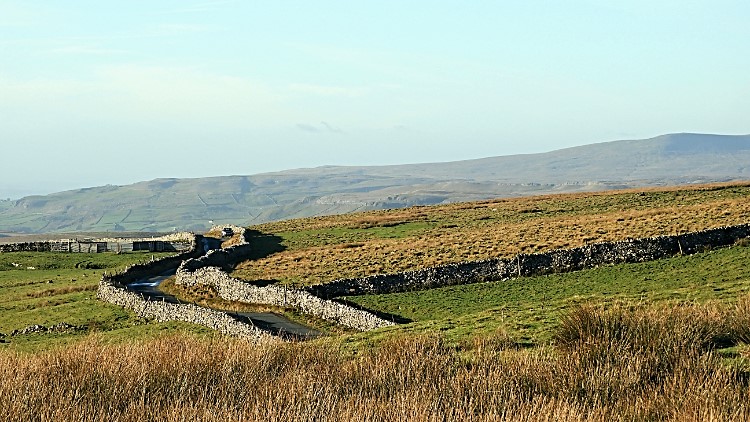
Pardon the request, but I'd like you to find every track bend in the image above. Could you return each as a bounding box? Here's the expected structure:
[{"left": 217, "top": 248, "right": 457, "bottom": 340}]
[{"left": 126, "top": 270, "right": 320, "bottom": 339}]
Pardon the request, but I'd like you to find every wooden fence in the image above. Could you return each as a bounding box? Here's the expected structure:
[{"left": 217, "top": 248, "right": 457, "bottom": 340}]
[
  {"left": 1, "top": 240, "right": 193, "bottom": 254},
  {"left": 50, "top": 241, "right": 107, "bottom": 253}
]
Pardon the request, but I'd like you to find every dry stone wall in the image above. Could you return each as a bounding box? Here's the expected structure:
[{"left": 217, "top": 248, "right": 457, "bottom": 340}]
[
  {"left": 177, "top": 226, "right": 395, "bottom": 330},
  {"left": 175, "top": 267, "right": 396, "bottom": 331},
  {"left": 101, "top": 221, "right": 750, "bottom": 336},
  {"left": 182, "top": 225, "right": 253, "bottom": 271},
  {"left": 0, "top": 231, "right": 197, "bottom": 254},
  {"left": 97, "top": 235, "right": 273, "bottom": 342},
  {"left": 180, "top": 244, "right": 254, "bottom": 271},
  {"left": 0, "top": 242, "right": 52, "bottom": 253},
  {"left": 96, "top": 232, "right": 197, "bottom": 243},
  {"left": 97, "top": 280, "right": 272, "bottom": 341},
  {"left": 307, "top": 223, "right": 750, "bottom": 298}
]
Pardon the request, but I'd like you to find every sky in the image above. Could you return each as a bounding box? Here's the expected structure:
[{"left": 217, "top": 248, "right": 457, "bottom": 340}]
[{"left": 1, "top": 1, "right": 749, "bottom": 199}]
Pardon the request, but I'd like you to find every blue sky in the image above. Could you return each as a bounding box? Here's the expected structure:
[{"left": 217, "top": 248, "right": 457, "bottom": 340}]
[{"left": 1, "top": 1, "right": 748, "bottom": 199}]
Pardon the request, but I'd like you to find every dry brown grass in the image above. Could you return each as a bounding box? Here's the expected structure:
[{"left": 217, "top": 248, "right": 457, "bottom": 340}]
[
  {"left": 2, "top": 300, "right": 749, "bottom": 421},
  {"left": 235, "top": 183, "right": 750, "bottom": 286}
]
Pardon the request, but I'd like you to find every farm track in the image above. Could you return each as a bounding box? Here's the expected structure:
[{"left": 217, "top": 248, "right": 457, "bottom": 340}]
[{"left": 126, "top": 272, "right": 320, "bottom": 339}]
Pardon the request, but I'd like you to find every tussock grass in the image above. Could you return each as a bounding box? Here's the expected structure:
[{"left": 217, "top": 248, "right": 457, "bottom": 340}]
[
  {"left": 556, "top": 303, "right": 723, "bottom": 349},
  {"left": 2, "top": 300, "right": 749, "bottom": 421},
  {"left": 729, "top": 295, "right": 750, "bottom": 345}
]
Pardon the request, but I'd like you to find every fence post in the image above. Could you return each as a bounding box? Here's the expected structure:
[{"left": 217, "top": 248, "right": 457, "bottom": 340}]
[{"left": 516, "top": 255, "right": 522, "bottom": 277}]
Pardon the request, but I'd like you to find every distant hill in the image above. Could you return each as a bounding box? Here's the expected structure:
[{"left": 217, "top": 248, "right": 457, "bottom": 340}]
[{"left": 2, "top": 133, "right": 749, "bottom": 234}]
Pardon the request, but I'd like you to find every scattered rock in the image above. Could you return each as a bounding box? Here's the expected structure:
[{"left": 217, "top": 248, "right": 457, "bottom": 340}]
[
  {"left": 10, "top": 322, "right": 84, "bottom": 336},
  {"left": 49, "top": 322, "right": 79, "bottom": 332},
  {"left": 11, "top": 324, "right": 47, "bottom": 336}
]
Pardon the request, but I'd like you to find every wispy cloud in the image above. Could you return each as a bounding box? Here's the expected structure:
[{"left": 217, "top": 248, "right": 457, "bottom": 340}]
[
  {"left": 94, "top": 64, "right": 284, "bottom": 124},
  {"left": 0, "top": 20, "right": 30, "bottom": 27},
  {"left": 115, "top": 23, "right": 216, "bottom": 40},
  {"left": 296, "top": 124, "right": 320, "bottom": 133},
  {"left": 296, "top": 122, "right": 344, "bottom": 134},
  {"left": 0, "top": 64, "right": 285, "bottom": 125},
  {"left": 321, "top": 121, "right": 343, "bottom": 134},
  {"left": 0, "top": 2, "right": 41, "bottom": 28},
  {"left": 148, "top": 23, "right": 215, "bottom": 35},
  {"left": 291, "top": 42, "right": 484, "bottom": 88}
]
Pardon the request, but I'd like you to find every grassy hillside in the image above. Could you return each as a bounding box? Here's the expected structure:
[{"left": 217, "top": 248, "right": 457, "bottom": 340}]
[
  {"left": 233, "top": 182, "right": 750, "bottom": 286},
  {"left": 3, "top": 183, "right": 750, "bottom": 420},
  {"left": 3, "top": 133, "right": 749, "bottom": 234}
]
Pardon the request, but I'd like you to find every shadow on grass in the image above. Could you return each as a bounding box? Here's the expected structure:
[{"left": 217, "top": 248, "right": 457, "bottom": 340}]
[
  {"left": 243, "top": 229, "right": 286, "bottom": 260},
  {"left": 244, "top": 279, "right": 281, "bottom": 287},
  {"left": 234, "top": 229, "right": 287, "bottom": 286},
  {"left": 333, "top": 298, "right": 413, "bottom": 324}
]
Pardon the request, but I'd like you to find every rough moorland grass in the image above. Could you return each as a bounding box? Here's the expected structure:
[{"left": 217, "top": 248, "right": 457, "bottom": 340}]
[
  {"left": 346, "top": 244, "right": 750, "bottom": 345},
  {"left": 233, "top": 183, "right": 750, "bottom": 286},
  {"left": 1, "top": 301, "right": 748, "bottom": 422}
]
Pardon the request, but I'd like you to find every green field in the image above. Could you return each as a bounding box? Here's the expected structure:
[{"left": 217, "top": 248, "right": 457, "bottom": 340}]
[
  {"left": 346, "top": 242, "right": 750, "bottom": 346},
  {"left": 0, "top": 251, "right": 208, "bottom": 352}
]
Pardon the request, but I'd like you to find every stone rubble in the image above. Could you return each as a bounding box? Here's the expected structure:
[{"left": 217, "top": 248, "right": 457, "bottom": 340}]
[{"left": 9, "top": 322, "right": 84, "bottom": 336}]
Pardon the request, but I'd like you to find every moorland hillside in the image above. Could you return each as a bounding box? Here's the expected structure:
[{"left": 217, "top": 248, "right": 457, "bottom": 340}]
[{"left": 2, "top": 132, "right": 749, "bottom": 234}]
